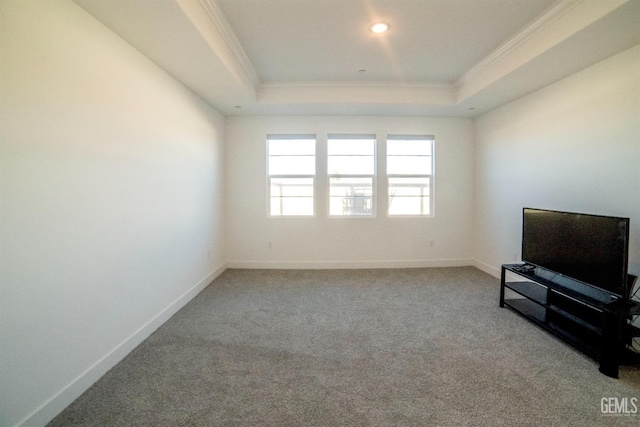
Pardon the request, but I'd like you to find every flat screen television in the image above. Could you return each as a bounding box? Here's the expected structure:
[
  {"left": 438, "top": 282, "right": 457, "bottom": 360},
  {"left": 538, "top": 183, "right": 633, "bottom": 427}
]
[{"left": 522, "top": 208, "right": 630, "bottom": 300}]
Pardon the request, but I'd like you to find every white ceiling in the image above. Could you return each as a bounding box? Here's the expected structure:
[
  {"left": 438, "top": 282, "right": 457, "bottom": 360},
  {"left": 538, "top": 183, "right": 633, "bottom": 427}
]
[
  {"left": 74, "top": 0, "right": 640, "bottom": 117},
  {"left": 218, "top": 0, "right": 555, "bottom": 84}
]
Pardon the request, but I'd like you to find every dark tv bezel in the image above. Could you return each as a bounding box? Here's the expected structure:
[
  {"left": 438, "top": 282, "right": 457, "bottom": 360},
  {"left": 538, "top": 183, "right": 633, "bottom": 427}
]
[{"left": 521, "top": 207, "right": 630, "bottom": 300}]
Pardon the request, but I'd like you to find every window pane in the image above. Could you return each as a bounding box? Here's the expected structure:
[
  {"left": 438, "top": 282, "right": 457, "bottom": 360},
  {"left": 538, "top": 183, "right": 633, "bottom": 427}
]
[
  {"left": 270, "top": 178, "right": 314, "bottom": 216},
  {"left": 387, "top": 138, "right": 433, "bottom": 176},
  {"left": 271, "top": 177, "right": 314, "bottom": 197},
  {"left": 328, "top": 139, "right": 375, "bottom": 155},
  {"left": 387, "top": 155, "right": 432, "bottom": 175},
  {"left": 269, "top": 155, "right": 315, "bottom": 175},
  {"left": 268, "top": 137, "right": 316, "bottom": 175},
  {"left": 387, "top": 140, "right": 432, "bottom": 155},
  {"left": 327, "top": 138, "right": 375, "bottom": 176},
  {"left": 268, "top": 139, "right": 315, "bottom": 156},
  {"left": 329, "top": 177, "right": 373, "bottom": 216},
  {"left": 389, "top": 177, "right": 430, "bottom": 216},
  {"left": 328, "top": 155, "right": 374, "bottom": 175}
]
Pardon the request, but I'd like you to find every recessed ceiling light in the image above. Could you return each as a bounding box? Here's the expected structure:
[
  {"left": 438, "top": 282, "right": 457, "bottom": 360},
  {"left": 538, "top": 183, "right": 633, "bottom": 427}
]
[{"left": 370, "top": 22, "right": 389, "bottom": 33}]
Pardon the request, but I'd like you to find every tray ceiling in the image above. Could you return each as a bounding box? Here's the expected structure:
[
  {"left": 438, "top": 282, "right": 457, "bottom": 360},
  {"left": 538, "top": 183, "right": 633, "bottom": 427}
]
[{"left": 74, "top": 0, "right": 640, "bottom": 117}]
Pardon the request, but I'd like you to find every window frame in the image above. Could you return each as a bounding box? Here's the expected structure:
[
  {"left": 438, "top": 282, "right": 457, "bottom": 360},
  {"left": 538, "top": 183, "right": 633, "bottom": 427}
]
[
  {"left": 266, "top": 134, "right": 317, "bottom": 218},
  {"left": 386, "top": 135, "right": 435, "bottom": 217},
  {"left": 327, "top": 134, "right": 377, "bottom": 218}
]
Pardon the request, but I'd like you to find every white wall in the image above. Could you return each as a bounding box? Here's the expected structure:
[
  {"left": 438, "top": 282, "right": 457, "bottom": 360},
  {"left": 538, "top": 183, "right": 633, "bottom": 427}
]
[
  {"left": 473, "top": 44, "right": 640, "bottom": 278},
  {"left": 225, "top": 115, "right": 474, "bottom": 268},
  {"left": 0, "top": 2, "right": 226, "bottom": 426}
]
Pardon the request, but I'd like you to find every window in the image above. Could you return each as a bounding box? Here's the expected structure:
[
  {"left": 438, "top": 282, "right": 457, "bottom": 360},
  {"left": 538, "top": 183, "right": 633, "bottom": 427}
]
[
  {"left": 267, "top": 135, "right": 316, "bottom": 216},
  {"left": 327, "top": 134, "right": 376, "bottom": 216},
  {"left": 387, "top": 135, "right": 434, "bottom": 216}
]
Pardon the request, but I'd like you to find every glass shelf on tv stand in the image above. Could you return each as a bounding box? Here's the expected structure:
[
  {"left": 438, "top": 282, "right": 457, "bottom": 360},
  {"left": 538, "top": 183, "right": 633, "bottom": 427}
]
[{"left": 499, "top": 264, "right": 640, "bottom": 378}]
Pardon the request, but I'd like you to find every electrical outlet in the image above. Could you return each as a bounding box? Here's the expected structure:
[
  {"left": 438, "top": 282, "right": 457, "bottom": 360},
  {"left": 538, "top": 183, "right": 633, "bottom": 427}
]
[
  {"left": 268, "top": 241, "right": 273, "bottom": 249},
  {"left": 513, "top": 252, "right": 518, "bottom": 261}
]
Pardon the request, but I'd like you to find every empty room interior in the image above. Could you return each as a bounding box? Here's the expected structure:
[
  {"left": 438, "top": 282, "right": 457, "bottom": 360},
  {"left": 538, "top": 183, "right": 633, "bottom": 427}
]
[{"left": 2, "top": 0, "right": 640, "bottom": 426}]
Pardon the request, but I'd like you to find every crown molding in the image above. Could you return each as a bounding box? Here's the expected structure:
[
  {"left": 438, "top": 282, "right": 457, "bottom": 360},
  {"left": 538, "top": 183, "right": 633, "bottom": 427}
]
[
  {"left": 257, "top": 81, "right": 456, "bottom": 106},
  {"left": 260, "top": 81, "right": 453, "bottom": 90},
  {"left": 197, "top": 0, "right": 260, "bottom": 87},
  {"left": 454, "top": 0, "right": 583, "bottom": 93}
]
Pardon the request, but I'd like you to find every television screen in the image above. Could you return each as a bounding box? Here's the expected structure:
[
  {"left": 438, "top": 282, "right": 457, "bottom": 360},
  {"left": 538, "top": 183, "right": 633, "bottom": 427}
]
[{"left": 522, "top": 208, "right": 630, "bottom": 299}]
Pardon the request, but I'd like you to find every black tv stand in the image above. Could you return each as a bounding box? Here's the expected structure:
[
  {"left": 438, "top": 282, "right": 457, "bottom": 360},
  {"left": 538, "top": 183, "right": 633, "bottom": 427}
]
[{"left": 500, "top": 264, "right": 640, "bottom": 378}]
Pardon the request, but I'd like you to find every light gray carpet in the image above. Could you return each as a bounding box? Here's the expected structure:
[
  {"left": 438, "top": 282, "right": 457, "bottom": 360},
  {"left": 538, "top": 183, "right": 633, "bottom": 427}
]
[{"left": 49, "top": 267, "right": 640, "bottom": 426}]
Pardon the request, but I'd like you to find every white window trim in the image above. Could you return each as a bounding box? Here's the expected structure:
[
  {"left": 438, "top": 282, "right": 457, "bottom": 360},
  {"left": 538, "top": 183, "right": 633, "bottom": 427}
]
[
  {"left": 264, "top": 133, "right": 435, "bottom": 219},
  {"left": 386, "top": 135, "right": 435, "bottom": 217},
  {"left": 327, "top": 134, "right": 377, "bottom": 218},
  {"left": 266, "top": 134, "right": 317, "bottom": 218}
]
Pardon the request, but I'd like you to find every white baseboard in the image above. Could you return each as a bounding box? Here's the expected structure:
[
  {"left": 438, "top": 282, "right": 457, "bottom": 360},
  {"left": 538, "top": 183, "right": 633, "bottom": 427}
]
[
  {"left": 227, "top": 258, "right": 473, "bottom": 270},
  {"left": 18, "top": 263, "right": 227, "bottom": 427},
  {"left": 21, "top": 259, "right": 502, "bottom": 427},
  {"left": 471, "top": 259, "right": 501, "bottom": 278}
]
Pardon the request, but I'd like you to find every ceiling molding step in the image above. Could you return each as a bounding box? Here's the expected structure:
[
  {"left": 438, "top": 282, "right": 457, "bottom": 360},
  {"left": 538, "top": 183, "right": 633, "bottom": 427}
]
[
  {"left": 454, "top": 0, "right": 630, "bottom": 102},
  {"left": 175, "top": 0, "right": 256, "bottom": 98},
  {"left": 456, "top": 0, "right": 582, "bottom": 89},
  {"left": 260, "top": 81, "right": 453, "bottom": 90},
  {"left": 197, "top": 0, "right": 260, "bottom": 87},
  {"left": 257, "top": 82, "right": 456, "bottom": 106}
]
